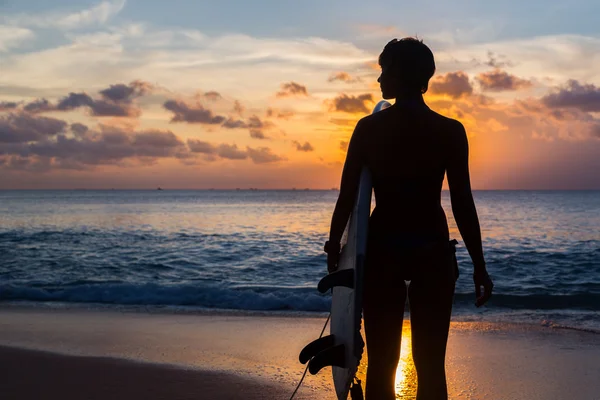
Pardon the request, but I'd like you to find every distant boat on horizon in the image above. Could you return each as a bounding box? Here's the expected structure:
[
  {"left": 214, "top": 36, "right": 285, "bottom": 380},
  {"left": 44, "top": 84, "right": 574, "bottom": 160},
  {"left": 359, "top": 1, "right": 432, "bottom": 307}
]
[{"left": 157, "top": 187, "right": 163, "bottom": 191}]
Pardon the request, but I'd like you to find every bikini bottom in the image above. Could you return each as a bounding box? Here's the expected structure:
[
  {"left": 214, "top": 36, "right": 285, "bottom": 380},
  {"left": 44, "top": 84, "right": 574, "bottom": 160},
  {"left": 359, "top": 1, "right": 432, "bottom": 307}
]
[{"left": 364, "top": 236, "right": 459, "bottom": 283}]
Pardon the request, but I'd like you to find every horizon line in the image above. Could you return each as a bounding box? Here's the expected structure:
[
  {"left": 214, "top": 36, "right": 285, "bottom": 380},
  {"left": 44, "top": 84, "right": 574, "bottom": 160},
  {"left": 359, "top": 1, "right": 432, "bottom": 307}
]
[{"left": 1, "top": 188, "right": 599, "bottom": 191}]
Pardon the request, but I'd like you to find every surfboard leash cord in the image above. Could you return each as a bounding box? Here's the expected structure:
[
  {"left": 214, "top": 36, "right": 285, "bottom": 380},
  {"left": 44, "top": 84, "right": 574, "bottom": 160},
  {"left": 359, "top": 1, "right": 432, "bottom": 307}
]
[{"left": 288, "top": 311, "right": 331, "bottom": 400}]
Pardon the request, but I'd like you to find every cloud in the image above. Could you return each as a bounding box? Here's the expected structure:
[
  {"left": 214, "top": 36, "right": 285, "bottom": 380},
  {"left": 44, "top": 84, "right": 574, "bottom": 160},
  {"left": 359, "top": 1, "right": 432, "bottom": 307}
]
[
  {"left": 483, "top": 51, "right": 513, "bottom": 69},
  {"left": 328, "top": 72, "right": 361, "bottom": 83},
  {"left": 23, "top": 99, "right": 53, "bottom": 113},
  {"left": 217, "top": 144, "right": 247, "bottom": 160},
  {"left": 276, "top": 82, "right": 308, "bottom": 98},
  {"left": 0, "top": 22, "right": 374, "bottom": 103},
  {"left": 233, "top": 100, "right": 244, "bottom": 115},
  {"left": 17, "top": 81, "right": 150, "bottom": 117},
  {"left": 2, "top": 0, "right": 126, "bottom": 30},
  {"left": 266, "top": 108, "right": 294, "bottom": 119},
  {"left": 429, "top": 71, "right": 473, "bottom": 98},
  {"left": 222, "top": 118, "right": 246, "bottom": 129},
  {"left": 187, "top": 139, "right": 216, "bottom": 154},
  {"left": 163, "top": 100, "right": 226, "bottom": 124},
  {"left": 71, "top": 123, "right": 89, "bottom": 137},
  {"left": 0, "top": 101, "right": 20, "bottom": 111},
  {"left": 185, "top": 141, "right": 285, "bottom": 164},
  {"left": 222, "top": 115, "right": 275, "bottom": 139},
  {"left": 292, "top": 141, "right": 314, "bottom": 152},
  {"left": 0, "top": 25, "right": 34, "bottom": 52},
  {"left": 246, "top": 146, "right": 286, "bottom": 163},
  {"left": 476, "top": 69, "right": 533, "bottom": 92},
  {"left": 329, "top": 93, "right": 373, "bottom": 113},
  {"left": 57, "top": 92, "right": 139, "bottom": 117},
  {"left": 0, "top": 121, "right": 192, "bottom": 170},
  {"left": 339, "top": 140, "right": 349, "bottom": 151},
  {"left": 249, "top": 130, "right": 267, "bottom": 139},
  {"left": 0, "top": 113, "right": 67, "bottom": 143},
  {"left": 203, "top": 91, "right": 222, "bottom": 101},
  {"left": 541, "top": 80, "right": 600, "bottom": 112},
  {"left": 99, "top": 80, "right": 152, "bottom": 103}
]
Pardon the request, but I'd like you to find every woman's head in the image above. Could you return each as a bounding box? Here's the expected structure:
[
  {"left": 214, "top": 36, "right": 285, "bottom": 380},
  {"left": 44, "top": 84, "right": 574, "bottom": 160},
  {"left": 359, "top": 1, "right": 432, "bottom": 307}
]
[{"left": 378, "top": 37, "right": 436, "bottom": 99}]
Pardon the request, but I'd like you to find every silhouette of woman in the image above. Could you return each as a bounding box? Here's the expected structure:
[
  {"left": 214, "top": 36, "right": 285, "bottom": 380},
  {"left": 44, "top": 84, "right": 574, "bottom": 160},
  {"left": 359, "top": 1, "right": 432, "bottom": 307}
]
[{"left": 325, "top": 38, "right": 494, "bottom": 400}]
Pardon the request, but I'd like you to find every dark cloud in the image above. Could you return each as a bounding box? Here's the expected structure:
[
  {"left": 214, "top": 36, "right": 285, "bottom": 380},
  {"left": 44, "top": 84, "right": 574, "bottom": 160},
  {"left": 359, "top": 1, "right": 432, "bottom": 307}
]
[
  {"left": 90, "top": 99, "right": 140, "bottom": 117},
  {"left": 204, "top": 91, "right": 222, "bottom": 101},
  {"left": 0, "top": 113, "right": 67, "bottom": 143},
  {"left": 328, "top": 72, "right": 361, "bottom": 83},
  {"left": 476, "top": 69, "right": 532, "bottom": 91},
  {"left": 57, "top": 92, "right": 139, "bottom": 117},
  {"left": 23, "top": 92, "right": 139, "bottom": 117},
  {"left": 292, "top": 140, "right": 314, "bottom": 152},
  {"left": 276, "top": 82, "right": 308, "bottom": 98},
  {"left": 70, "top": 123, "right": 89, "bottom": 137},
  {"left": 0, "top": 112, "right": 288, "bottom": 171},
  {"left": 163, "top": 100, "right": 226, "bottom": 124},
  {"left": 0, "top": 101, "right": 19, "bottom": 111},
  {"left": 32, "top": 128, "right": 185, "bottom": 166},
  {"left": 56, "top": 93, "right": 95, "bottom": 110},
  {"left": 249, "top": 130, "right": 267, "bottom": 139},
  {"left": 222, "top": 118, "right": 247, "bottom": 129},
  {"left": 246, "top": 116, "right": 273, "bottom": 130},
  {"left": 222, "top": 115, "right": 274, "bottom": 139},
  {"left": 99, "top": 80, "right": 152, "bottom": 103},
  {"left": 23, "top": 98, "right": 54, "bottom": 113},
  {"left": 0, "top": 115, "right": 190, "bottom": 169},
  {"left": 541, "top": 80, "right": 600, "bottom": 112},
  {"left": 217, "top": 144, "right": 247, "bottom": 160},
  {"left": 132, "top": 131, "right": 182, "bottom": 147},
  {"left": 329, "top": 93, "right": 373, "bottom": 114},
  {"left": 339, "top": 140, "right": 349, "bottom": 151},
  {"left": 429, "top": 72, "right": 473, "bottom": 98},
  {"left": 16, "top": 81, "right": 150, "bottom": 118},
  {"left": 246, "top": 146, "right": 285, "bottom": 163},
  {"left": 187, "top": 139, "right": 217, "bottom": 154}
]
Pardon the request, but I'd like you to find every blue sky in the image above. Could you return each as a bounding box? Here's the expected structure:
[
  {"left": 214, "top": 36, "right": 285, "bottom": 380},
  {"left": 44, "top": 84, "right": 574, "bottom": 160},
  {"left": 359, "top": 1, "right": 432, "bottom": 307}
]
[{"left": 0, "top": 0, "right": 599, "bottom": 189}]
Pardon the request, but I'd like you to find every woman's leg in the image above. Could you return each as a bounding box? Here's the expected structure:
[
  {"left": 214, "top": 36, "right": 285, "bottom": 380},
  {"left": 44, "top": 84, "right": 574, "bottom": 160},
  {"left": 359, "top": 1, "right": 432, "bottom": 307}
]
[
  {"left": 363, "top": 253, "right": 408, "bottom": 400},
  {"left": 408, "top": 249, "right": 456, "bottom": 400}
]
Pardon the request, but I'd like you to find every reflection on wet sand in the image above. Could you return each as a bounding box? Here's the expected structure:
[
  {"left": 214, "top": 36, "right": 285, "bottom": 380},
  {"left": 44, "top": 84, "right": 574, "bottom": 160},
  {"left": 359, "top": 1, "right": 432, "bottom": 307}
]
[{"left": 356, "top": 323, "right": 417, "bottom": 398}]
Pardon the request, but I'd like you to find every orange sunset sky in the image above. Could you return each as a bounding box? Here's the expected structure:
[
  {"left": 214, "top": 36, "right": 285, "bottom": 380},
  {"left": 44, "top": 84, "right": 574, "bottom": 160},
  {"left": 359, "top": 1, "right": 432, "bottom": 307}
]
[{"left": 1, "top": 0, "right": 599, "bottom": 189}]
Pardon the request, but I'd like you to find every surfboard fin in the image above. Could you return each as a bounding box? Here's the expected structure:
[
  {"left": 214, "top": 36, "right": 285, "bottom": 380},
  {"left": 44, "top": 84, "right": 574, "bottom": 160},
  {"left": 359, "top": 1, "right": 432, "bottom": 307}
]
[
  {"left": 307, "top": 344, "right": 345, "bottom": 374},
  {"left": 298, "top": 334, "right": 335, "bottom": 364},
  {"left": 317, "top": 269, "right": 354, "bottom": 293}
]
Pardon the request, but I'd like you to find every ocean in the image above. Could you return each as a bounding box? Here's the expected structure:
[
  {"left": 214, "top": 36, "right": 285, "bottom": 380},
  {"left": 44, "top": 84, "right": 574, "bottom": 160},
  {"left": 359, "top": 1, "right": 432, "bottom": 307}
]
[{"left": 0, "top": 190, "right": 598, "bottom": 332}]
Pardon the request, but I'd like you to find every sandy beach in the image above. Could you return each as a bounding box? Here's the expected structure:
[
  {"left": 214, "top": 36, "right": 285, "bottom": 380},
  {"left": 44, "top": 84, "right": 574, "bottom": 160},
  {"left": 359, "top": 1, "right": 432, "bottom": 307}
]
[{"left": 0, "top": 306, "right": 599, "bottom": 400}]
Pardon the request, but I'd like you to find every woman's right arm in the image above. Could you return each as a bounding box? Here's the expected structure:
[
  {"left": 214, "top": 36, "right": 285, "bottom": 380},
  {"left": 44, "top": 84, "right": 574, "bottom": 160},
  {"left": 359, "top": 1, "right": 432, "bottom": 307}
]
[{"left": 446, "top": 120, "right": 493, "bottom": 306}]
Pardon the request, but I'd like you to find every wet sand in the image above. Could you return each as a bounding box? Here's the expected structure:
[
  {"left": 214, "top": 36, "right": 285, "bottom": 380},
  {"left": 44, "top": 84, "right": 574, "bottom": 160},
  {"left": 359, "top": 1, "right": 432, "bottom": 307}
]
[{"left": 0, "top": 307, "right": 599, "bottom": 399}]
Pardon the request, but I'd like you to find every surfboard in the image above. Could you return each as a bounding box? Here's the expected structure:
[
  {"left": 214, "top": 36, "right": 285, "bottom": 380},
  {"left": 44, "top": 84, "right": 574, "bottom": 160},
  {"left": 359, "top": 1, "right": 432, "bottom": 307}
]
[{"left": 299, "top": 100, "right": 391, "bottom": 399}]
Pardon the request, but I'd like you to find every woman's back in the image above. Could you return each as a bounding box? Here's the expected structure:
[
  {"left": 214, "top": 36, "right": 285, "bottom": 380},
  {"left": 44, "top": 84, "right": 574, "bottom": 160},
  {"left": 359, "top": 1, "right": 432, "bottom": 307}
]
[{"left": 358, "top": 103, "right": 461, "bottom": 239}]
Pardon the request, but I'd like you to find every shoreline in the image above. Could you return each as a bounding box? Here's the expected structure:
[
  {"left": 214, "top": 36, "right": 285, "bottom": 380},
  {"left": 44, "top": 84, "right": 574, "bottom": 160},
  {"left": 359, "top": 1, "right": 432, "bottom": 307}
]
[{"left": 1, "top": 301, "right": 598, "bottom": 335}]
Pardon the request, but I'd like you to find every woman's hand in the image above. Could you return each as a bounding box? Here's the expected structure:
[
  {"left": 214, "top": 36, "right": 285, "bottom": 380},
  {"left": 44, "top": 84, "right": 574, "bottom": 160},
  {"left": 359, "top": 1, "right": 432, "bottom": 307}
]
[
  {"left": 473, "top": 268, "right": 493, "bottom": 307},
  {"left": 324, "top": 241, "right": 341, "bottom": 273},
  {"left": 327, "top": 252, "right": 341, "bottom": 273}
]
